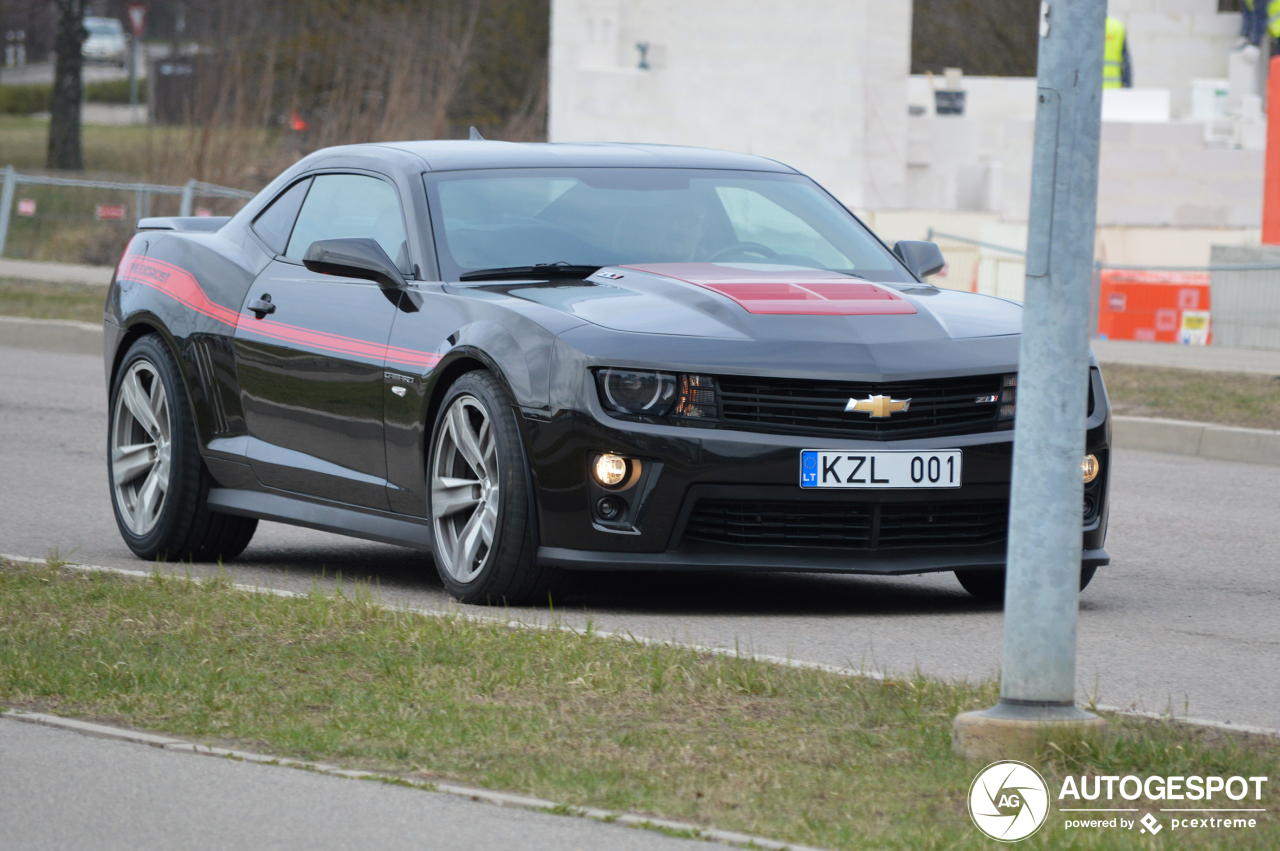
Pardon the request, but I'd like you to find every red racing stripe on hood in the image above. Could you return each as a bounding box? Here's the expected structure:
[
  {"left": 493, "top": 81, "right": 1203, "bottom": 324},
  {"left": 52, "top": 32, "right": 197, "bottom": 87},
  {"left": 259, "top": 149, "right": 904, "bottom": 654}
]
[{"left": 621, "top": 263, "right": 917, "bottom": 316}]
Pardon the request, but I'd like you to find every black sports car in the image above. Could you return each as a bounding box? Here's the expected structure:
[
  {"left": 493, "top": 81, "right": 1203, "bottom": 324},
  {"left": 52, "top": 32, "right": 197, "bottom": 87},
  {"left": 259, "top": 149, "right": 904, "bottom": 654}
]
[{"left": 103, "top": 141, "right": 1110, "bottom": 604}]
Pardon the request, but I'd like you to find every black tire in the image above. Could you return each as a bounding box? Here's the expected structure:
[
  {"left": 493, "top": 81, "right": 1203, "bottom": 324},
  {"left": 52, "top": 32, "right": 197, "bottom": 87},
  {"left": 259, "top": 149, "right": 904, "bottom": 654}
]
[
  {"left": 427, "top": 370, "right": 562, "bottom": 605},
  {"left": 955, "top": 564, "right": 1098, "bottom": 604},
  {"left": 108, "top": 334, "right": 257, "bottom": 562}
]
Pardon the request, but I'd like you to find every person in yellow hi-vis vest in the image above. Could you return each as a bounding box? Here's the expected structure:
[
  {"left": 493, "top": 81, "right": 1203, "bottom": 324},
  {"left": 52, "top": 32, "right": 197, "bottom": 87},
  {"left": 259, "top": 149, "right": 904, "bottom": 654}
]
[
  {"left": 1103, "top": 16, "right": 1132, "bottom": 89},
  {"left": 1238, "top": 1, "right": 1279, "bottom": 61}
]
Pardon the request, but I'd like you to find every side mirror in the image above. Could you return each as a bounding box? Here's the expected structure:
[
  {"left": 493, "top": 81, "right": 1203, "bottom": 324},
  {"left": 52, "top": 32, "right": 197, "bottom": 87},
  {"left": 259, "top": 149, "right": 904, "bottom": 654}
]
[
  {"left": 303, "top": 238, "right": 407, "bottom": 289},
  {"left": 892, "top": 240, "right": 946, "bottom": 280}
]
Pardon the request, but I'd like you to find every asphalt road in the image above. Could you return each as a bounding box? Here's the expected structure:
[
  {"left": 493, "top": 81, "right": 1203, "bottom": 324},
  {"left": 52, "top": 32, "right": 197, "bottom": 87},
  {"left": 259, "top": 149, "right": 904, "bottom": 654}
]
[
  {"left": 0, "top": 718, "right": 713, "bottom": 851},
  {"left": 3, "top": 344, "right": 1279, "bottom": 731}
]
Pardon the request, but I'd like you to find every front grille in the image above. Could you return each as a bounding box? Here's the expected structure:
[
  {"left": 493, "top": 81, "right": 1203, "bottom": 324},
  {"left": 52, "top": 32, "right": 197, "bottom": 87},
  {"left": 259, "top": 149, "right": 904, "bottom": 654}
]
[
  {"left": 683, "top": 498, "right": 1009, "bottom": 550},
  {"left": 716, "top": 374, "right": 1004, "bottom": 440}
]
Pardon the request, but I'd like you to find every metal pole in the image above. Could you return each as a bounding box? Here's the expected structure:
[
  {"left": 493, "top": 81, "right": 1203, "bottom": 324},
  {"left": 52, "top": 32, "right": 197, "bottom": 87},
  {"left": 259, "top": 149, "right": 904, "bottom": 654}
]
[
  {"left": 129, "top": 34, "right": 138, "bottom": 109},
  {"left": 954, "top": 0, "right": 1107, "bottom": 756},
  {"left": 0, "top": 166, "right": 15, "bottom": 258},
  {"left": 135, "top": 184, "right": 144, "bottom": 226},
  {"left": 1004, "top": 0, "right": 1106, "bottom": 708},
  {"left": 179, "top": 178, "right": 195, "bottom": 217}
]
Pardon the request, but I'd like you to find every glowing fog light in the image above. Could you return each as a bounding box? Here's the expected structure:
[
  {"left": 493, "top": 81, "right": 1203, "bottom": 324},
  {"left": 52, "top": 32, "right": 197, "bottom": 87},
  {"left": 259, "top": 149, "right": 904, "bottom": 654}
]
[
  {"left": 594, "top": 453, "right": 628, "bottom": 486},
  {"left": 1082, "top": 454, "right": 1100, "bottom": 484}
]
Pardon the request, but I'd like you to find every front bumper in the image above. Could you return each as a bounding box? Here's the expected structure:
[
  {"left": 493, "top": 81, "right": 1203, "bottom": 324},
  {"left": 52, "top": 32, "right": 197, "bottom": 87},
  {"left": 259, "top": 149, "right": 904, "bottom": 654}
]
[{"left": 523, "top": 371, "right": 1112, "bottom": 575}]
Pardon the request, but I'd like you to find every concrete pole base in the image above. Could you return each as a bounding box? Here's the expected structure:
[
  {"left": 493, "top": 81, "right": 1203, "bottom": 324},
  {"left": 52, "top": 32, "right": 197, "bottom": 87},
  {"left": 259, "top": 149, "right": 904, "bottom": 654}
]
[{"left": 954, "top": 701, "right": 1107, "bottom": 762}]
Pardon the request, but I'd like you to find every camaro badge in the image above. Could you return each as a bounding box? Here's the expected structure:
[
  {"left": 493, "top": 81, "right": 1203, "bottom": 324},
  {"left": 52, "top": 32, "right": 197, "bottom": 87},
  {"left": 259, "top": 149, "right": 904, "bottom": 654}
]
[{"left": 845, "top": 394, "right": 911, "bottom": 417}]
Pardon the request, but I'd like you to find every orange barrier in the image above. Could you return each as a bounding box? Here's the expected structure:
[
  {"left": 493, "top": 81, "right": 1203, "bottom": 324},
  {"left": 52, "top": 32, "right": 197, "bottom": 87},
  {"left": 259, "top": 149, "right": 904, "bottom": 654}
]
[
  {"left": 1264, "top": 55, "right": 1280, "bottom": 244},
  {"left": 1095, "top": 269, "right": 1212, "bottom": 345}
]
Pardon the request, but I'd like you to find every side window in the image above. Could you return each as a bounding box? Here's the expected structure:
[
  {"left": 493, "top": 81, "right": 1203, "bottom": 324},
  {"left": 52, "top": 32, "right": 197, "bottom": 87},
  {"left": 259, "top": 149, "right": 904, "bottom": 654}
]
[
  {"left": 285, "top": 174, "right": 409, "bottom": 269},
  {"left": 251, "top": 178, "right": 311, "bottom": 255}
]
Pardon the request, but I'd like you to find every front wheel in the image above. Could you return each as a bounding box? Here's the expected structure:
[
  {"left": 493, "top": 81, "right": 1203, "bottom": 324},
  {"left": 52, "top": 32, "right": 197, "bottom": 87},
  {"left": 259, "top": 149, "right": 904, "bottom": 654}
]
[
  {"left": 428, "top": 370, "right": 561, "bottom": 605},
  {"left": 955, "top": 564, "right": 1097, "bottom": 604}
]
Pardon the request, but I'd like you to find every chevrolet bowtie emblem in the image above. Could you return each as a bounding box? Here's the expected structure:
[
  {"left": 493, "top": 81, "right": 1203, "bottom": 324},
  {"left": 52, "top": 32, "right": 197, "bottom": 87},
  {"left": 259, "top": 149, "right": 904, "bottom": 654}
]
[{"left": 845, "top": 394, "right": 911, "bottom": 417}]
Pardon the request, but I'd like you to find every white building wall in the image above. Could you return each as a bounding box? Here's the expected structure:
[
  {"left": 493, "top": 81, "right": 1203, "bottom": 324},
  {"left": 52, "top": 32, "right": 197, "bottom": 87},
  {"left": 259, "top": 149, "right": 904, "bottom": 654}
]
[{"left": 548, "top": 0, "right": 911, "bottom": 209}]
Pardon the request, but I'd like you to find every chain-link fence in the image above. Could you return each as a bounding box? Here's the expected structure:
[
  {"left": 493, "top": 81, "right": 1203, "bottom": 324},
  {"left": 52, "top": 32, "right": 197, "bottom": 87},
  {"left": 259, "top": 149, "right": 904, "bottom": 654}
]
[
  {"left": 0, "top": 168, "right": 254, "bottom": 266},
  {"left": 926, "top": 229, "right": 1280, "bottom": 350}
]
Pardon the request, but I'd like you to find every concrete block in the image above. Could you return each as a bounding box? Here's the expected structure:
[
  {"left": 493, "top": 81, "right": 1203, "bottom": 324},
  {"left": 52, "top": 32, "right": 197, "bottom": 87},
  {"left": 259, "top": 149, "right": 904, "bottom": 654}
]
[
  {"left": 1228, "top": 203, "right": 1263, "bottom": 228},
  {"left": 1174, "top": 204, "right": 1231, "bottom": 227},
  {"left": 1178, "top": 147, "right": 1255, "bottom": 176},
  {"left": 1099, "top": 203, "right": 1177, "bottom": 227},
  {"left": 1130, "top": 174, "right": 1202, "bottom": 201},
  {"left": 1099, "top": 146, "right": 1174, "bottom": 174},
  {"left": 1128, "top": 13, "right": 1195, "bottom": 36},
  {"left": 1192, "top": 13, "right": 1245, "bottom": 36},
  {"left": 1130, "top": 121, "right": 1205, "bottom": 149},
  {"left": 1100, "top": 121, "right": 1133, "bottom": 146},
  {"left": 954, "top": 708, "right": 1107, "bottom": 762},
  {"left": 1216, "top": 178, "right": 1265, "bottom": 203}
]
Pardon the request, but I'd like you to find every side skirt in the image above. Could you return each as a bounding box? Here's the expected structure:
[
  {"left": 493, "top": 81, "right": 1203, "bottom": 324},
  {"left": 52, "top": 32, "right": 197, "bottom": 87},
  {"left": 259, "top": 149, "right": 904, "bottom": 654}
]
[{"left": 207, "top": 488, "right": 434, "bottom": 552}]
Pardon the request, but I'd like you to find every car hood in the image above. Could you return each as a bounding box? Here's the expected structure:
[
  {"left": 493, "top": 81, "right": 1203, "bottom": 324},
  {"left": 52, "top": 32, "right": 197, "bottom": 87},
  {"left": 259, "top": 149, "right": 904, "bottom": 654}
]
[
  {"left": 456, "top": 262, "right": 1029, "bottom": 383},
  {"left": 470, "top": 262, "right": 1022, "bottom": 345}
]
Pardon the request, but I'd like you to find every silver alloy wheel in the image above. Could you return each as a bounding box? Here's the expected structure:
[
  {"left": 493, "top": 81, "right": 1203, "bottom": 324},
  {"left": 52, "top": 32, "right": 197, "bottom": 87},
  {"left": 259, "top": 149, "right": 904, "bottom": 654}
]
[
  {"left": 430, "top": 395, "right": 499, "bottom": 583},
  {"left": 110, "top": 360, "right": 172, "bottom": 536}
]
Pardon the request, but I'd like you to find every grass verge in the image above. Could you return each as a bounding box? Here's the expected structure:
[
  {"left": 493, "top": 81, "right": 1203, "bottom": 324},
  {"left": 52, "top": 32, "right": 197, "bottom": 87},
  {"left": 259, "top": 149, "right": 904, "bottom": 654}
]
[
  {"left": 1, "top": 558, "right": 1276, "bottom": 850},
  {"left": 0, "top": 277, "right": 106, "bottom": 323},
  {"left": 1101, "top": 363, "right": 1280, "bottom": 431}
]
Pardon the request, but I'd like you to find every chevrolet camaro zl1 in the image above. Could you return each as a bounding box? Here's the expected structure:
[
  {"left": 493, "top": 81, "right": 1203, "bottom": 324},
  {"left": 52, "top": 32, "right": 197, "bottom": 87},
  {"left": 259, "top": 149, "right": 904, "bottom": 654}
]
[{"left": 103, "top": 140, "right": 1110, "bottom": 604}]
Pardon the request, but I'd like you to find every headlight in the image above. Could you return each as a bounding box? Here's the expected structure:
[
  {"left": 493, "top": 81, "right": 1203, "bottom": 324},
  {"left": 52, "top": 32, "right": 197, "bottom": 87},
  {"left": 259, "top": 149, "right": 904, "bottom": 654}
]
[
  {"left": 598, "top": 369, "right": 678, "bottom": 416},
  {"left": 1082, "top": 454, "right": 1100, "bottom": 483},
  {"left": 596, "top": 369, "right": 718, "bottom": 420}
]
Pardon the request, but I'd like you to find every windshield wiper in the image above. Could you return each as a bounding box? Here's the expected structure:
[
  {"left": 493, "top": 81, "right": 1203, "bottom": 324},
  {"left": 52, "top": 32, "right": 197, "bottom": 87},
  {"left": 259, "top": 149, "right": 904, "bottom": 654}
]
[{"left": 459, "top": 263, "right": 601, "bottom": 282}]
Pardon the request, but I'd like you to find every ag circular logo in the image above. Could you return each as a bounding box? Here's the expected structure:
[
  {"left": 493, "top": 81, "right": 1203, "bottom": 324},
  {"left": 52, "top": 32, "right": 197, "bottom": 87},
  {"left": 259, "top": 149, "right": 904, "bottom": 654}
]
[{"left": 968, "top": 760, "right": 1050, "bottom": 842}]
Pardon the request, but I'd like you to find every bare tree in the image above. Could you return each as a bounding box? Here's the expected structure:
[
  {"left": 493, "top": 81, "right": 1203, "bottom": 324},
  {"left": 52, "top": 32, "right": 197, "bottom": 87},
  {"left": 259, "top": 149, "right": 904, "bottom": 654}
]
[
  {"left": 47, "top": 0, "right": 88, "bottom": 170},
  {"left": 911, "top": 0, "right": 1040, "bottom": 78}
]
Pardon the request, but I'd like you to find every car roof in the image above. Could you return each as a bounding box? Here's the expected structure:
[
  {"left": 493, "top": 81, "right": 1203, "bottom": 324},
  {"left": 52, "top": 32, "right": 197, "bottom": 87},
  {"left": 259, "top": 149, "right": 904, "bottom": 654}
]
[{"left": 355, "top": 140, "right": 799, "bottom": 174}]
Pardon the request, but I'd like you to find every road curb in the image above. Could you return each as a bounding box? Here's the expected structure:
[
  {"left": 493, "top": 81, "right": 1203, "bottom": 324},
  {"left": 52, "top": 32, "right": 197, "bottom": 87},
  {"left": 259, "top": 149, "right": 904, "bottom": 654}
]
[
  {"left": 0, "top": 709, "right": 829, "bottom": 851},
  {"left": 0, "top": 315, "right": 102, "bottom": 356},
  {"left": 0, "top": 258, "right": 113, "bottom": 286},
  {"left": 1112, "top": 415, "right": 1280, "bottom": 466}
]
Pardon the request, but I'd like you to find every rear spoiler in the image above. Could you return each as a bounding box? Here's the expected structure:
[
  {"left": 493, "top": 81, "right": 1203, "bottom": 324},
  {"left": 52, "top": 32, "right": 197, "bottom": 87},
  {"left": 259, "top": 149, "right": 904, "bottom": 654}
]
[{"left": 137, "top": 216, "right": 231, "bottom": 232}]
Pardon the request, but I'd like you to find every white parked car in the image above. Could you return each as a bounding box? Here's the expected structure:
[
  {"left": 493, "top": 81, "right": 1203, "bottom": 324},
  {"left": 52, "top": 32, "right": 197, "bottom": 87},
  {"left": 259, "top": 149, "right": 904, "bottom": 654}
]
[{"left": 83, "top": 17, "right": 127, "bottom": 67}]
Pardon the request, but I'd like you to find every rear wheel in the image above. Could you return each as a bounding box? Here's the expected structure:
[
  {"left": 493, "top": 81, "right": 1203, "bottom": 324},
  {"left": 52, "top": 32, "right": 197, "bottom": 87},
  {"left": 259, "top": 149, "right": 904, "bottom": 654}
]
[
  {"left": 428, "top": 370, "right": 561, "bottom": 605},
  {"left": 955, "top": 564, "right": 1097, "bottom": 604},
  {"left": 108, "top": 334, "right": 257, "bottom": 562}
]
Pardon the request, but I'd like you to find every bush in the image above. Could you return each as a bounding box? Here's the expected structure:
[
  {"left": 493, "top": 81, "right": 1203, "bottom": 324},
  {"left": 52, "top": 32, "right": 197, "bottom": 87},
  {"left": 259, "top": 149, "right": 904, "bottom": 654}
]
[
  {"left": 0, "top": 84, "right": 51, "bottom": 116},
  {"left": 85, "top": 78, "right": 146, "bottom": 104},
  {"left": 0, "top": 79, "right": 146, "bottom": 115}
]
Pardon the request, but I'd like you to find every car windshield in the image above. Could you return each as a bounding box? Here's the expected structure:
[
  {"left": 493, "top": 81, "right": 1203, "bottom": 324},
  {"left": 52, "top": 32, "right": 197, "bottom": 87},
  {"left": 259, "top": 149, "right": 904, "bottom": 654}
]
[
  {"left": 85, "top": 18, "right": 123, "bottom": 36},
  {"left": 424, "top": 168, "right": 913, "bottom": 283}
]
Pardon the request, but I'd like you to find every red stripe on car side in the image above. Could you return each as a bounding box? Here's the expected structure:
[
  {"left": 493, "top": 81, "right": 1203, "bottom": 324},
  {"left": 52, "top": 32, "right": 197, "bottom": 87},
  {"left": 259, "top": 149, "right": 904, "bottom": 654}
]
[{"left": 116, "top": 254, "right": 442, "bottom": 370}]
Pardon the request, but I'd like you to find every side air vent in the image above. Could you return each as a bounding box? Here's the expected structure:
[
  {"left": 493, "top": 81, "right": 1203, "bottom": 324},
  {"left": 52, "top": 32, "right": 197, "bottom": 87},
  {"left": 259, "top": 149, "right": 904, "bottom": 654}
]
[{"left": 192, "top": 336, "right": 230, "bottom": 435}]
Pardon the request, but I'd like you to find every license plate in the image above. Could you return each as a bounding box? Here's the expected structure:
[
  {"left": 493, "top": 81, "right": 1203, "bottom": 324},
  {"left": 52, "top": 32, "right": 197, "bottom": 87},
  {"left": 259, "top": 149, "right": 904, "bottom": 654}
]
[{"left": 799, "top": 449, "right": 962, "bottom": 489}]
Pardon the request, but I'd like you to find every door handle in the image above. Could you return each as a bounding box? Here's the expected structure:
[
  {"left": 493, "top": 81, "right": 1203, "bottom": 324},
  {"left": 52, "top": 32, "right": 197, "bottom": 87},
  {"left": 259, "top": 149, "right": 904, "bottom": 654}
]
[{"left": 247, "top": 295, "right": 275, "bottom": 319}]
